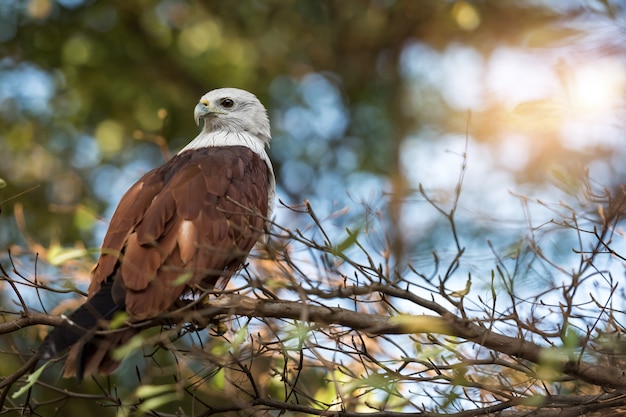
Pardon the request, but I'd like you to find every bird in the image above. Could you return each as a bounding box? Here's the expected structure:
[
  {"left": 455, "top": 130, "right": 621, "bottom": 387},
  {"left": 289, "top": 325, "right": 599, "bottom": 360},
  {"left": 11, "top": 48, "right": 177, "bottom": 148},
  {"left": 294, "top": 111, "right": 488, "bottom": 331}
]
[{"left": 38, "top": 88, "right": 275, "bottom": 381}]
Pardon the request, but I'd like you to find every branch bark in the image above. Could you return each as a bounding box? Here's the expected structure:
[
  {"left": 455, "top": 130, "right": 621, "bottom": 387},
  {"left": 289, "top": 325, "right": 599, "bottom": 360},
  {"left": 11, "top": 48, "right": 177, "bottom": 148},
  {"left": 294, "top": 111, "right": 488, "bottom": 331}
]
[
  {"left": 207, "top": 294, "right": 626, "bottom": 389},
  {"left": 11, "top": 294, "right": 626, "bottom": 390}
]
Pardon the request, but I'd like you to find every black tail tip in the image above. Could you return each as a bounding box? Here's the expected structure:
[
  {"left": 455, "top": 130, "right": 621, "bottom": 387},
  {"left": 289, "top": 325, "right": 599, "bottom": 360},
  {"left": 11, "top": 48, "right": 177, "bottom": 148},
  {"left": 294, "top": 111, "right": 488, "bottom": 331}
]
[{"left": 38, "top": 336, "right": 59, "bottom": 360}]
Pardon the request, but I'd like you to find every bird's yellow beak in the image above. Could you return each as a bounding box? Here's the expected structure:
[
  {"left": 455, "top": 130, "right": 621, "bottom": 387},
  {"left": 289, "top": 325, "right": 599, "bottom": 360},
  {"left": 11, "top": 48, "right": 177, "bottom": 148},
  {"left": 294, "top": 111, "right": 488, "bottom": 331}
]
[{"left": 194, "top": 99, "right": 218, "bottom": 126}]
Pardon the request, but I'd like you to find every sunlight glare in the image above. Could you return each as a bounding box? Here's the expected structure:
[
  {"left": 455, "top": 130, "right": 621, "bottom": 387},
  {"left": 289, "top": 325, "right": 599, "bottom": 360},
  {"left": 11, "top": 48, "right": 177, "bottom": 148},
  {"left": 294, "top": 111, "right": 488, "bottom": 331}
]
[{"left": 569, "top": 59, "right": 625, "bottom": 114}]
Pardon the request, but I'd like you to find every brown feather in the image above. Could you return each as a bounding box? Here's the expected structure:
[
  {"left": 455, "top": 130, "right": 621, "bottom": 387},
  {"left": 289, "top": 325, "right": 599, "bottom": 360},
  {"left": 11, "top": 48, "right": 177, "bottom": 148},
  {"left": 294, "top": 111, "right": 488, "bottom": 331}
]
[{"left": 63, "top": 146, "right": 269, "bottom": 377}]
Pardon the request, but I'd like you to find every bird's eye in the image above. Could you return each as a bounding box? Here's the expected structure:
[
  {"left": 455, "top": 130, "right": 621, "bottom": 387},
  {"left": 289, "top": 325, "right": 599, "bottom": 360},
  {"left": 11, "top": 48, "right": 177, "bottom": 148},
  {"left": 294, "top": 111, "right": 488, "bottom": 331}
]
[{"left": 220, "top": 98, "right": 234, "bottom": 108}]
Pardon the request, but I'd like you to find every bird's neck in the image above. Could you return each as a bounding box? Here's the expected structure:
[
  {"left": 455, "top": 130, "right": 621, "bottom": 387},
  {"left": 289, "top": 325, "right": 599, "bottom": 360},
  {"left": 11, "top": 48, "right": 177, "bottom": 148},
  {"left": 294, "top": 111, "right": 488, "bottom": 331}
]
[
  {"left": 180, "top": 130, "right": 268, "bottom": 158},
  {"left": 180, "top": 129, "right": 274, "bottom": 186}
]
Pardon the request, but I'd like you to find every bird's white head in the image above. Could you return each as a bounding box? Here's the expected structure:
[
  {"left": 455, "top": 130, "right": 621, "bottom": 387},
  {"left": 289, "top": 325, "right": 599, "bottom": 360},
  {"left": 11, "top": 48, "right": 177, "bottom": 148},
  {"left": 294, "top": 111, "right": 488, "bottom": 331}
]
[{"left": 194, "top": 88, "right": 271, "bottom": 146}]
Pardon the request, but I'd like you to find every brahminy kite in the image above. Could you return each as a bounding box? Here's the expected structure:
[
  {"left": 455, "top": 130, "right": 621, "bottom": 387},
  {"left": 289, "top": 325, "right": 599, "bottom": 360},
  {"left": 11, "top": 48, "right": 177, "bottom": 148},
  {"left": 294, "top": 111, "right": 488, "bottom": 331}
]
[{"left": 39, "top": 88, "right": 274, "bottom": 380}]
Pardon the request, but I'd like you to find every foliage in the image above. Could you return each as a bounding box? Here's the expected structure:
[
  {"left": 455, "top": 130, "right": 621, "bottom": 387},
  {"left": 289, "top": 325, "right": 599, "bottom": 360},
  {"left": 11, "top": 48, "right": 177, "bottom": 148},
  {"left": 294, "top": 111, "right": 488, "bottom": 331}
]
[
  {"left": 3, "top": 165, "right": 626, "bottom": 416},
  {"left": 1, "top": 0, "right": 626, "bottom": 416}
]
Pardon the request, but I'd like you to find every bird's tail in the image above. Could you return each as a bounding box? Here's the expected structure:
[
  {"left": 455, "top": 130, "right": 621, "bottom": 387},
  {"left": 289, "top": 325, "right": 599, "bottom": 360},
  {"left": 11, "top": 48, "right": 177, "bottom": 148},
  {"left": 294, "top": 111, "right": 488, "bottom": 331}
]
[
  {"left": 38, "top": 281, "right": 127, "bottom": 381},
  {"left": 63, "top": 326, "right": 137, "bottom": 381}
]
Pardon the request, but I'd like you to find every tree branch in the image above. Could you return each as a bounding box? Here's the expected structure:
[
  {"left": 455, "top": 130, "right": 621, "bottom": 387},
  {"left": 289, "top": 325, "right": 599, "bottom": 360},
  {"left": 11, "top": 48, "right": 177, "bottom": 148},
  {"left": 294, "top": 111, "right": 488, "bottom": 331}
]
[
  {"left": 206, "top": 295, "right": 626, "bottom": 389},
  {"left": 7, "top": 293, "right": 626, "bottom": 390}
]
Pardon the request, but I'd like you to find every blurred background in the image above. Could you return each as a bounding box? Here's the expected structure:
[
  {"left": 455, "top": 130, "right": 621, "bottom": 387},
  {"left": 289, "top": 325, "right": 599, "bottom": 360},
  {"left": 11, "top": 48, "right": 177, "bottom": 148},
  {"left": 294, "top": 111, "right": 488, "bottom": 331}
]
[
  {"left": 0, "top": 0, "right": 625, "bottom": 413},
  {"left": 1, "top": 0, "right": 624, "bottom": 260},
  {"left": 2, "top": 0, "right": 626, "bottom": 325}
]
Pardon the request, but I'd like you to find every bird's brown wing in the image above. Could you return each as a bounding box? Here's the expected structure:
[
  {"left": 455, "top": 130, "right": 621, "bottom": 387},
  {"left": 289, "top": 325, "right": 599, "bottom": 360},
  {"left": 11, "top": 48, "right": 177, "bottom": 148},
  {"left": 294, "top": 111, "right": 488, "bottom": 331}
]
[
  {"left": 86, "top": 162, "right": 167, "bottom": 300},
  {"left": 58, "top": 146, "right": 269, "bottom": 377},
  {"left": 90, "top": 146, "right": 269, "bottom": 318}
]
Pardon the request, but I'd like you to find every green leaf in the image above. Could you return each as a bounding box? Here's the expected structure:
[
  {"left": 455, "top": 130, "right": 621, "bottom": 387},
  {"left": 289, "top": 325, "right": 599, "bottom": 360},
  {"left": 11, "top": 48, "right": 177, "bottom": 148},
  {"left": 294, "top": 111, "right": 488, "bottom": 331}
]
[
  {"left": 109, "top": 311, "right": 130, "bottom": 330},
  {"left": 172, "top": 271, "right": 193, "bottom": 286},
  {"left": 136, "top": 383, "right": 177, "bottom": 398},
  {"left": 560, "top": 322, "right": 580, "bottom": 350},
  {"left": 523, "top": 395, "right": 546, "bottom": 407},
  {"left": 47, "top": 244, "right": 88, "bottom": 266},
  {"left": 536, "top": 347, "right": 569, "bottom": 381},
  {"left": 231, "top": 324, "right": 249, "bottom": 349},
  {"left": 333, "top": 227, "right": 361, "bottom": 255},
  {"left": 74, "top": 205, "right": 98, "bottom": 232},
  {"left": 12, "top": 362, "right": 49, "bottom": 398},
  {"left": 137, "top": 394, "right": 181, "bottom": 413},
  {"left": 112, "top": 333, "right": 145, "bottom": 361},
  {"left": 135, "top": 384, "right": 181, "bottom": 414}
]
